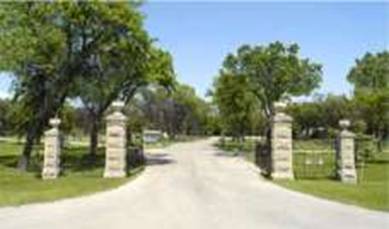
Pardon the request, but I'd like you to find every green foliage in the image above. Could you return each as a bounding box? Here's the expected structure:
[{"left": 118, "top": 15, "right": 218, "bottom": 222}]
[
  {"left": 58, "top": 103, "right": 76, "bottom": 135},
  {"left": 221, "top": 42, "right": 322, "bottom": 118},
  {"left": 287, "top": 94, "right": 353, "bottom": 138},
  {"left": 212, "top": 73, "right": 262, "bottom": 138},
  {"left": 125, "top": 83, "right": 213, "bottom": 138},
  {"left": 0, "top": 2, "right": 73, "bottom": 139},
  {"left": 347, "top": 51, "right": 389, "bottom": 141},
  {"left": 355, "top": 134, "right": 380, "bottom": 161},
  {"left": 353, "top": 89, "right": 388, "bottom": 140},
  {"left": 0, "top": 2, "right": 176, "bottom": 164},
  {"left": 347, "top": 51, "right": 389, "bottom": 90},
  {"left": 0, "top": 99, "right": 13, "bottom": 135},
  {"left": 170, "top": 84, "right": 211, "bottom": 135}
]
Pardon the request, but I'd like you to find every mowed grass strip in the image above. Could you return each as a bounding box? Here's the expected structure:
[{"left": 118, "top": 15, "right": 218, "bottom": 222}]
[
  {"left": 0, "top": 140, "right": 142, "bottom": 207},
  {"left": 277, "top": 149, "right": 389, "bottom": 211},
  {"left": 217, "top": 138, "right": 389, "bottom": 211}
]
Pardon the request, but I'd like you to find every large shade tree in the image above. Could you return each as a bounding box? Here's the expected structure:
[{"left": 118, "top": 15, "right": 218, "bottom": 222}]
[
  {"left": 222, "top": 42, "right": 322, "bottom": 119},
  {"left": 0, "top": 2, "right": 81, "bottom": 170},
  {"left": 347, "top": 51, "right": 389, "bottom": 145},
  {"left": 81, "top": 47, "right": 175, "bottom": 158},
  {"left": 0, "top": 2, "right": 174, "bottom": 169},
  {"left": 71, "top": 2, "right": 175, "bottom": 158},
  {"left": 220, "top": 42, "right": 322, "bottom": 141}
]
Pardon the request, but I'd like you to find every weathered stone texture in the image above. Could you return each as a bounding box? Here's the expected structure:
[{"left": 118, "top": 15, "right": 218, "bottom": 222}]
[
  {"left": 104, "top": 101, "right": 127, "bottom": 178},
  {"left": 271, "top": 102, "right": 294, "bottom": 180},
  {"left": 336, "top": 120, "right": 357, "bottom": 183},
  {"left": 42, "top": 118, "right": 61, "bottom": 180}
]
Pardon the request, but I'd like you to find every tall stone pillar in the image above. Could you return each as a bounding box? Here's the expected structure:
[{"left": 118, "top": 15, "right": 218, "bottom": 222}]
[
  {"left": 271, "top": 102, "right": 294, "bottom": 180},
  {"left": 104, "top": 101, "right": 127, "bottom": 178},
  {"left": 336, "top": 119, "right": 357, "bottom": 183},
  {"left": 42, "top": 118, "right": 61, "bottom": 180}
]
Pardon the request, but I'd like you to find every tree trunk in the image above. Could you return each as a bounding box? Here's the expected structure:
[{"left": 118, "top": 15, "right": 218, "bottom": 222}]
[
  {"left": 264, "top": 116, "right": 272, "bottom": 157},
  {"left": 17, "top": 127, "right": 37, "bottom": 171},
  {"left": 89, "top": 115, "right": 100, "bottom": 159}
]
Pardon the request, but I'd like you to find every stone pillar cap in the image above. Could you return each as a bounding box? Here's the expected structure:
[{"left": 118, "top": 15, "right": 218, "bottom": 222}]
[
  {"left": 112, "top": 100, "right": 125, "bottom": 111},
  {"left": 49, "top": 118, "right": 61, "bottom": 128},
  {"left": 339, "top": 119, "right": 350, "bottom": 129},
  {"left": 274, "top": 101, "right": 287, "bottom": 113}
]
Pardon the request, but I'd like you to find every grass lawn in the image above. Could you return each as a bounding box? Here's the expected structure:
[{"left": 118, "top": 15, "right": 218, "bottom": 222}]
[
  {"left": 0, "top": 140, "right": 143, "bottom": 207},
  {"left": 275, "top": 152, "right": 389, "bottom": 211},
  {"left": 216, "top": 138, "right": 389, "bottom": 212}
]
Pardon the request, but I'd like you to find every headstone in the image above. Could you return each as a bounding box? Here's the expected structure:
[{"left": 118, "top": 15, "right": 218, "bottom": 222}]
[
  {"left": 104, "top": 101, "right": 127, "bottom": 178},
  {"left": 42, "top": 118, "right": 61, "bottom": 180},
  {"left": 336, "top": 119, "right": 357, "bottom": 183},
  {"left": 271, "top": 102, "right": 294, "bottom": 179}
]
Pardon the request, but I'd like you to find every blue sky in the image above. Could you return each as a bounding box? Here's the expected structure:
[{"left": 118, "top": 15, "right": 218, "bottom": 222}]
[
  {"left": 141, "top": 2, "right": 387, "bottom": 98},
  {"left": 0, "top": 2, "right": 387, "bottom": 99}
]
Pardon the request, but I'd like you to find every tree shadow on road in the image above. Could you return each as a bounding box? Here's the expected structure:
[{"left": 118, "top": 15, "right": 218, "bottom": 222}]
[
  {"left": 145, "top": 153, "right": 176, "bottom": 166},
  {"left": 213, "top": 151, "right": 240, "bottom": 158}
]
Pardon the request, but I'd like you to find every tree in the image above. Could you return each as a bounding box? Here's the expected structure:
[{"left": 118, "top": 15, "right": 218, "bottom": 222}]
[
  {"left": 70, "top": 2, "right": 175, "bottom": 158},
  {"left": 212, "top": 73, "right": 261, "bottom": 140},
  {"left": 347, "top": 51, "right": 389, "bottom": 144},
  {"left": 0, "top": 99, "right": 12, "bottom": 135},
  {"left": 0, "top": 2, "right": 175, "bottom": 169},
  {"left": 347, "top": 52, "right": 389, "bottom": 90},
  {"left": 0, "top": 3, "right": 79, "bottom": 170},
  {"left": 287, "top": 94, "right": 353, "bottom": 138},
  {"left": 132, "top": 83, "right": 211, "bottom": 138},
  {"left": 220, "top": 42, "right": 322, "bottom": 142},
  {"left": 286, "top": 101, "right": 323, "bottom": 138}
]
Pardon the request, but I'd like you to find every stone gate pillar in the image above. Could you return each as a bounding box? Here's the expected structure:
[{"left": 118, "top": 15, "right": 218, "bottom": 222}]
[
  {"left": 336, "top": 119, "right": 357, "bottom": 183},
  {"left": 271, "top": 102, "right": 294, "bottom": 180},
  {"left": 104, "top": 101, "right": 127, "bottom": 178},
  {"left": 42, "top": 118, "right": 61, "bottom": 180}
]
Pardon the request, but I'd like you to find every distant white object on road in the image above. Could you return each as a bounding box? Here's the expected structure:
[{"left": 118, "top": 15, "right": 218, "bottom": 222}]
[{"left": 143, "top": 130, "right": 163, "bottom": 143}]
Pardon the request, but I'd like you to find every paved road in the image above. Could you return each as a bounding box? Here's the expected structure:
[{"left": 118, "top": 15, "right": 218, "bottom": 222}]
[{"left": 0, "top": 138, "right": 387, "bottom": 229}]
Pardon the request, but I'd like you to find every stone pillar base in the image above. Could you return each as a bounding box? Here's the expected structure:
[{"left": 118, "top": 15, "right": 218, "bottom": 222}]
[
  {"left": 338, "top": 169, "right": 357, "bottom": 183},
  {"left": 272, "top": 172, "right": 294, "bottom": 180},
  {"left": 42, "top": 169, "right": 60, "bottom": 180},
  {"left": 104, "top": 170, "right": 126, "bottom": 178}
]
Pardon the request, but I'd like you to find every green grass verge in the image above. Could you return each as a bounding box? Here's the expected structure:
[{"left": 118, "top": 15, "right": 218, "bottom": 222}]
[
  {"left": 0, "top": 140, "right": 143, "bottom": 207},
  {"left": 216, "top": 138, "right": 389, "bottom": 211},
  {"left": 275, "top": 152, "right": 389, "bottom": 211},
  {"left": 277, "top": 142, "right": 389, "bottom": 212}
]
